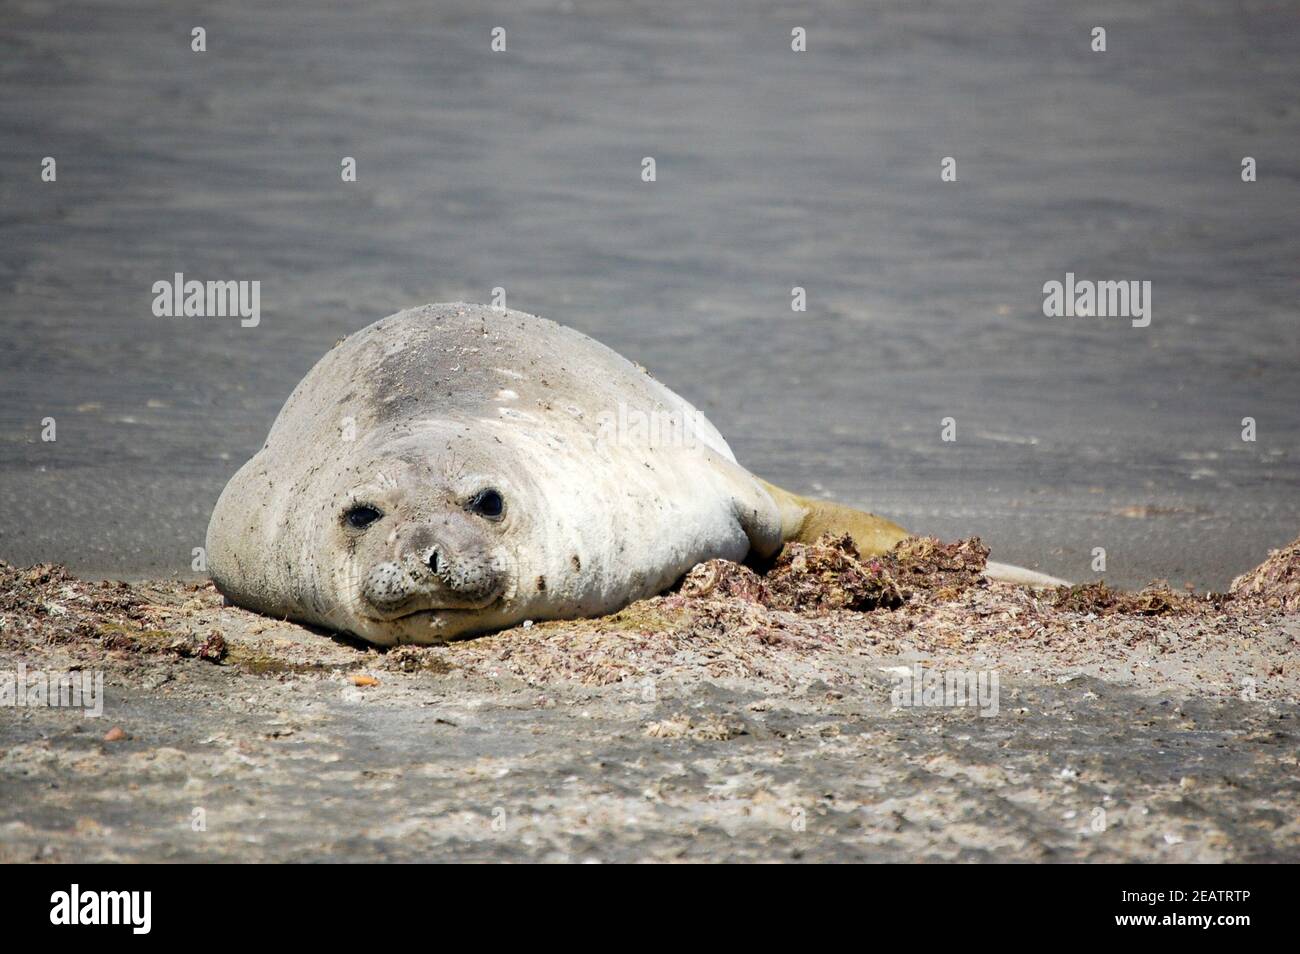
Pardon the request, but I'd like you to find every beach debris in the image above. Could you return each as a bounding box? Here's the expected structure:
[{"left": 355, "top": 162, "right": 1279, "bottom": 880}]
[
  {"left": 682, "top": 533, "right": 988, "bottom": 613},
  {"left": 884, "top": 535, "right": 990, "bottom": 596},
  {"left": 1052, "top": 581, "right": 1191, "bottom": 616},
  {"left": 644, "top": 713, "right": 745, "bottom": 741},
  {"left": 1231, "top": 533, "right": 1300, "bottom": 613},
  {"left": 765, "top": 533, "right": 906, "bottom": 611}
]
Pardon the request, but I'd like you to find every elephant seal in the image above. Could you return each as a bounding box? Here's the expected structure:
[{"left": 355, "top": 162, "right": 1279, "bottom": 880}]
[{"left": 207, "top": 302, "right": 1061, "bottom": 645}]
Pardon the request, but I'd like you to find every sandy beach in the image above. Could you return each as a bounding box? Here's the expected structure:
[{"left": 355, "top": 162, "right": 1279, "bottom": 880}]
[{"left": 3, "top": 534, "right": 1296, "bottom": 862}]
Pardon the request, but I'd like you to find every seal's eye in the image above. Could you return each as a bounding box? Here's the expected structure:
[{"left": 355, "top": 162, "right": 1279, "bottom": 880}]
[
  {"left": 468, "top": 488, "right": 504, "bottom": 520},
  {"left": 344, "top": 505, "right": 383, "bottom": 530}
]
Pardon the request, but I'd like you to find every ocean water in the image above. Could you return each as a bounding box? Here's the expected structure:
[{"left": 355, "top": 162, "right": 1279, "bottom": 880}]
[{"left": 1, "top": 0, "right": 1296, "bottom": 588}]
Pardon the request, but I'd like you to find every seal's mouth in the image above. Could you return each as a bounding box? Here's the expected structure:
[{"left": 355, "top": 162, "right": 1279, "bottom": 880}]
[
  {"left": 360, "top": 589, "right": 504, "bottom": 625},
  {"left": 356, "top": 601, "right": 505, "bottom": 644}
]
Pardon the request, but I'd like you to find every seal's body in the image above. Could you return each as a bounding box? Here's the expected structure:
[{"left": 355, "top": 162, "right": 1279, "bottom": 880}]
[{"left": 207, "top": 303, "right": 1056, "bottom": 645}]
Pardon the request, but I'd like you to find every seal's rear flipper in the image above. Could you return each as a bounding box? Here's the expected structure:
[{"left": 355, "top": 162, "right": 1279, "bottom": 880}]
[
  {"left": 755, "top": 478, "right": 910, "bottom": 556},
  {"left": 752, "top": 476, "right": 1070, "bottom": 586},
  {"left": 984, "top": 561, "right": 1069, "bottom": 587},
  {"left": 704, "top": 457, "right": 907, "bottom": 561}
]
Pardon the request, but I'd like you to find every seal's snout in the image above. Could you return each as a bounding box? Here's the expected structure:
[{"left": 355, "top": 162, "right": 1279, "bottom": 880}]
[
  {"left": 419, "top": 543, "right": 496, "bottom": 597},
  {"left": 357, "top": 522, "right": 507, "bottom": 620}
]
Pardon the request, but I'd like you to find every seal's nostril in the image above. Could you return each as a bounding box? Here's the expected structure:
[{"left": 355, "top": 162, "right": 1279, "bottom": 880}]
[{"left": 428, "top": 549, "right": 440, "bottom": 574}]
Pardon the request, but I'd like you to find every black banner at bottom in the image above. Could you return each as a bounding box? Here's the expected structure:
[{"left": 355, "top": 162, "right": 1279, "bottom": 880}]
[{"left": 7, "top": 864, "right": 1288, "bottom": 941}]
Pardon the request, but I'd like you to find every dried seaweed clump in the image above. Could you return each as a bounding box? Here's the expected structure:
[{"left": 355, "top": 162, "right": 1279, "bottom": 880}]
[
  {"left": 177, "top": 632, "right": 229, "bottom": 662},
  {"left": 0, "top": 560, "right": 229, "bottom": 661},
  {"left": 885, "top": 536, "right": 990, "bottom": 597},
  {"left": 679, "top": 559, "right": 770, "bottom": 604},
  {"left": 1053, "top": 581, "right": 1188, "bottom": 616},
  {"left": 644, "top": 713, "right": 746, "bottom": 741},
  {"left": 681, "top": 533, "right": 999, "bottom": 614},
  {"left": 766, "top": 533, "right": 905, "bottom": 611},
  {"left": 1, "top": 562, "right": 87, "bottom": 615},
  {"left": 1230, "top": 534, "right": 1300, "bottom": 613},
  {"left": 681, "top": 534, "right": 904, "bottom": 612},
  {"left": 0, "top": 561, "right": 145, "bottom": 640}
]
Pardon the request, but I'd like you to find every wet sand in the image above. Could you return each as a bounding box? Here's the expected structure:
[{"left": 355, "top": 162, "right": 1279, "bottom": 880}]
[{"left": 1, "top": 0, "right": 1298, "bottom": 589}]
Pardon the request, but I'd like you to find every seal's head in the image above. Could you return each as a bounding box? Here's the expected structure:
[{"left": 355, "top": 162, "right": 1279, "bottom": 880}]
[
  {"left": 209, "top": 424, "right": 544, "bottom": 645},
  {"left": 322, "top": 436, "right": 523, "bottom": 644}
]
